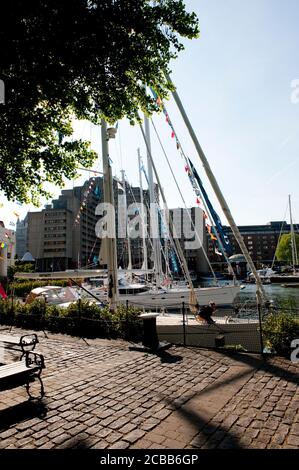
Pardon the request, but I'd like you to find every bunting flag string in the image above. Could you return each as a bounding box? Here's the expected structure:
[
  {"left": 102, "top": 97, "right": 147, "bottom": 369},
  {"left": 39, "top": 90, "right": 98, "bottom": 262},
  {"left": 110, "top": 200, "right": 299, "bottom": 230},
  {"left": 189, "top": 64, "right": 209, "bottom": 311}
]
[
  {"left": 94, "top": 185, "right": 101, "bottom": 199},
  {"left": 169, "top": 247, "right": 179, "bottom": 273},
  {"left": 117, "top": 181, "right": 125, "bottom": 192},
  {"left": 151, "top": 89, "right": 228, "bottom": 259},
  {"left": 74, "top": 177, "right": 97, "bottom": 226}
]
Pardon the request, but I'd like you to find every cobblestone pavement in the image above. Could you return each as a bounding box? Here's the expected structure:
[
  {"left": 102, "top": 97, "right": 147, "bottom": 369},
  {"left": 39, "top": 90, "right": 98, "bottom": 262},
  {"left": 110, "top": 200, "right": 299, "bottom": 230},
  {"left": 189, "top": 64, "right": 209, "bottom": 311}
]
[{"left": 0, "top": 328, "right": 298, "bottom": 449}]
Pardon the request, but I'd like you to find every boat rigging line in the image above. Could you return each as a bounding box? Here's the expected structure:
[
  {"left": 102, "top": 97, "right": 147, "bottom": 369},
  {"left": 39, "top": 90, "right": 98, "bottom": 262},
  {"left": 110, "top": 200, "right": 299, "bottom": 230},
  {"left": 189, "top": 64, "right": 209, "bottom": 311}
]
[
  {"left": 139, "top": 120, "right": 198, "bottom": 314},
  {"left": 165, "top": 73, "right": 267, "bottom": 305}
]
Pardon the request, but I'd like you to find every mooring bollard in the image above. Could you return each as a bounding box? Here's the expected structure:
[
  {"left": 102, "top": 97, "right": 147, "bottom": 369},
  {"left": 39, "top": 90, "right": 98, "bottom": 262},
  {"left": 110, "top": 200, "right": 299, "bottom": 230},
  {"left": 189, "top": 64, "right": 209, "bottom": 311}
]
[{"left": 129, "top": 312, "right": 171, "bottom": 353}]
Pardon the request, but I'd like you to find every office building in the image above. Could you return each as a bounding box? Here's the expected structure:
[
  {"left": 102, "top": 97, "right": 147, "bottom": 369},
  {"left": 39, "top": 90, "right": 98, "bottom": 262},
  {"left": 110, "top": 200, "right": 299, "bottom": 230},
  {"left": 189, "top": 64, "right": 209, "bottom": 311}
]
[
  {"left": 207, "top": 221, "right": 295, "bottom": 267},
  {"left": 0, "top": 221, "right": 16, "bottom": 277}
]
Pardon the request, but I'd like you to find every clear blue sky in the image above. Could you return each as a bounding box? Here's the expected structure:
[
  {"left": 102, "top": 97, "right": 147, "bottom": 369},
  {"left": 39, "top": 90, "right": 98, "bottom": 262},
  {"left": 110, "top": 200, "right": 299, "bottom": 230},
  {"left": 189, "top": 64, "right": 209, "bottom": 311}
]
[{"left": 1, "top": 0, "right": 299, "bottom": 228}]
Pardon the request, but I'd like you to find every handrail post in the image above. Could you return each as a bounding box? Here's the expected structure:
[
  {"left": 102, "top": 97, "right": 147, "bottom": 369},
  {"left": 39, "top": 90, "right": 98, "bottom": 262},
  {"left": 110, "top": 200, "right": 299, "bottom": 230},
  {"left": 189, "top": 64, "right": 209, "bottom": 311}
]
[
  {"left": 258, "top": 302, "right": 264, "bottom": 356},
  {"left": 182, "top": 301, "right": 186, "bottom": 347},
  {"left": 125, "top": 299, "right": 129, "bottom": 340}
]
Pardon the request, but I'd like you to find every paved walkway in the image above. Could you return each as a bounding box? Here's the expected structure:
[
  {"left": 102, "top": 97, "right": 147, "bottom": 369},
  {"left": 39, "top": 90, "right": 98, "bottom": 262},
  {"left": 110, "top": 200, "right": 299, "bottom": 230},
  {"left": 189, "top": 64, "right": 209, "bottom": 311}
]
[{"left": 0, "top": 327, "right": 298, "bottom": 449}]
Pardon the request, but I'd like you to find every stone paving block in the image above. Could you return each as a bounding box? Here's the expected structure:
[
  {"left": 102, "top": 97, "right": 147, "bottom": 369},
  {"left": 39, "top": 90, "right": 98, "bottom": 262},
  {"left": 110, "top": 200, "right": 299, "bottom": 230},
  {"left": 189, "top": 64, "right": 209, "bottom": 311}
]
[
  {"left": 286, "top": 434, "right": 299, "bottom": 447},
  {"left": 236, "top": 416, "right": 253, "bottom": 428},
  {"left": 106, "top": 431, "right": 123, "bottom": 444},
  {"left": 52, "top": 433, "right": 72, "bottom": 446},
  {"left": 140, "top": 418, "right": 160, "bottom": 432},
  {"left": 1, "top": 329, "right": 298, "bottom": 450},
  {"left": 271, "top": 428, "right": 289, "bottom": 445},
  {"left": 0, "top": 428, "right": 17, "bottom": 439},
  {"left": 290, "top": 423, "right": 299, "bottom": 436},
  {"left": 17, "top": 429, "right": 36, "bottom": 439},
  {"left": 222, "top": 414, "right": 239, "bottom": 429},
  {"left": 163, "top": 438, "right": 184, "bottom": 449},
  {"left": 118, "top": 423, "right": 138, "bottom": 434},
  {"left": 131, "top": 439, "right": 153, "bottom": 449},
  {"left": 190, "top": 434, "right": 208, "bottom": 448},
  {"left": 109, "top": 440, "right": 130, "bottom": 449},
  {"left": 68, "top": 424, "right": 87, "bottom": 437},
  {"left": 124, "top": 429, "right": 146, "bottom": 444}
]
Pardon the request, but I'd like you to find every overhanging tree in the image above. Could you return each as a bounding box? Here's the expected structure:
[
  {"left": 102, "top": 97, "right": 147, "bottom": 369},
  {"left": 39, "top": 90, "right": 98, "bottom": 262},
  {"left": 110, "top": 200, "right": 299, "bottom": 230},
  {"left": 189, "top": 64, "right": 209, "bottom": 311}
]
[
  {"left": 275, "top": 233, "right": 299, "bottom": 264},
  {"left": 0, "top": 0, "right": 199, "bottom": 204}
]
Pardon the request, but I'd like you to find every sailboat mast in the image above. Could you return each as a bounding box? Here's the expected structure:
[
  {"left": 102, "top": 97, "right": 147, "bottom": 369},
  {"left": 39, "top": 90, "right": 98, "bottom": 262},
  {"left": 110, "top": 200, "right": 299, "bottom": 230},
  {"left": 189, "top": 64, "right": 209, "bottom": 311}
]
[
  {"left": 289, "top": 194, "right": 298, "bottom": 273},
  {"left": 139, "top": 123, "right": 196, "bottom": 299},
  {"left": 166, "top": 73, "right": 266, "bottom": 303},
  {"left": 121, "top": 169, "right": 132, "bottom": 274},
  {"left": 144, "top": 115, "right": 162, "bottom": 286},
  {"left": 101, "top": 119, "right": 118, "bottom": 309},
  {"left": 138, "top": 148, "right": 148, "bottom": 270}
]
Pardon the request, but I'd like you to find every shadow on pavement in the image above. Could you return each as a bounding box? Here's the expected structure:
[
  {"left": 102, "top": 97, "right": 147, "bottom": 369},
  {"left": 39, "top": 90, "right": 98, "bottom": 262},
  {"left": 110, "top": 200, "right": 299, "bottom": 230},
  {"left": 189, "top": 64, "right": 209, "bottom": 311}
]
[
  {"left": 0, "top": 401, "right": 48, "bottom": 431},
  {"left": 157, "top": 350, "right": 183, "bottom": 363},
  {"left": 214, "top": 350, "right": 299, "bottom": 386},
  {"left": 161, "top": 394, "right": 242, "bottom": 449}
]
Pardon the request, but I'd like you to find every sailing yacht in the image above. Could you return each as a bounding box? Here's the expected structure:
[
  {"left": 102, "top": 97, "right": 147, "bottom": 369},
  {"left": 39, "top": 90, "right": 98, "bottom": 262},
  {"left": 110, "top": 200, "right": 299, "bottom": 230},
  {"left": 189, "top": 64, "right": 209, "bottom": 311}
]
[
  {"left": 15, "top": 81, "right": 249, "bottom": 310},
  {"left": 87, "top": 275, "right": 240, "bottom": 308},
  {"left": 105, "top": 119, "right": 241, "bottom": 308},
  {"left": 270, "top": 195, "right": 299, "bottom": 284}
]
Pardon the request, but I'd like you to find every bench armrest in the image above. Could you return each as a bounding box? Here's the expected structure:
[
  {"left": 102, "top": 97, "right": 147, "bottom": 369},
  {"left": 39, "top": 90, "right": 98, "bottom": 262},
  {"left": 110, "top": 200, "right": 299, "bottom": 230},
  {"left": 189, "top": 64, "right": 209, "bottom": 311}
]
[
  {"left": 20, "top": 334, "right": 39, "bottom": 347},
  {"left": 25, "top": 351, "right": 45, "bottom": 370}
]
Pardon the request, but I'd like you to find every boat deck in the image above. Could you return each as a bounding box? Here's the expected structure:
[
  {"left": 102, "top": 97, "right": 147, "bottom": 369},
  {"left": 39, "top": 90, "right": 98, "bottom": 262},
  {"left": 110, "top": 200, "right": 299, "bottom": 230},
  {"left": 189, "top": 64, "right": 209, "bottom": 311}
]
[
  {"left": 155, "top": 313, "right": 261, "bottom": 352},
  {"left": 156, "top": 313, "right": 258, "bottom": 326}
]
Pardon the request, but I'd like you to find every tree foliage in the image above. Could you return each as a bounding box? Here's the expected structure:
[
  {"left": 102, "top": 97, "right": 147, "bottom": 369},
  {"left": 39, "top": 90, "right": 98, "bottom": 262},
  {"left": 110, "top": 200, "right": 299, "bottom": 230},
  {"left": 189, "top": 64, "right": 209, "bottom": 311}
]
[
  {"left": 7, "top": 261, "right": 35, "bottom": 282},
  {"left": 275, "top": 233, "right": 299, "bottom": 264},
  {"left": 0, "top": 0, "right": 199, "bottom": 204},
  {"left": 262, "top": 312, "right": 299, "bottom": 357}
]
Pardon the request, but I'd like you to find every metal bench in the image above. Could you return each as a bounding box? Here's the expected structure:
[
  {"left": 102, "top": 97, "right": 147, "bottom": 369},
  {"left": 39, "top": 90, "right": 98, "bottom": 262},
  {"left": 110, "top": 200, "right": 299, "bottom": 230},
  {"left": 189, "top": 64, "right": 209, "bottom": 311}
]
[
  {"left": 0, "top": 351, "right": 45, "bottom": 400},
  {"left": 0, "top": 333, "right": 39, "bottom": 357}
]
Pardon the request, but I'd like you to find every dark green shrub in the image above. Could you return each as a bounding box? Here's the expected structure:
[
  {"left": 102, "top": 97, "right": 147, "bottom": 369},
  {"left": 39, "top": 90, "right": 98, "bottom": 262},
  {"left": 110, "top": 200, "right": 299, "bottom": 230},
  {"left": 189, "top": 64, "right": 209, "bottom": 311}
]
[
  {"left": 0, "top": 296, "right": 142, "bottom": 342},
  {"left": 0, "top": 298, "right": 11, "bottom": 324},
  {"left": 262, "top": 313, "right": 299, "bottom": 357}
]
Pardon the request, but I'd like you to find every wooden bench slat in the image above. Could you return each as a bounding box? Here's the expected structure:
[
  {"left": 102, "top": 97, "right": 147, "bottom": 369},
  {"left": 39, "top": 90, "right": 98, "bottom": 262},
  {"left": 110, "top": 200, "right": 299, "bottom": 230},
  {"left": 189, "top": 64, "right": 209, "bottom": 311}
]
[
  {"left": 0, "top": 335, "right": 22, "bottom": 345},
  {"left": 0, "top": 367, "right": 30, "bottom": 379},
  {"left": 0, "top": 363, "right": 40, "bottom": 379},
  {"left": 0, "top": 334, "right": 38, "bottom": 346},
  {"left": 0, "top": 350, "right": 45, "bottom": 399}
]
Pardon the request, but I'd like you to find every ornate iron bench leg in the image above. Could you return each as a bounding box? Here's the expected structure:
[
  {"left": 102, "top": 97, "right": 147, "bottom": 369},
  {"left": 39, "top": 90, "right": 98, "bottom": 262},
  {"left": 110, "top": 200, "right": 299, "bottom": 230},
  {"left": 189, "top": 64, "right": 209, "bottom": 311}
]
[{"left": 26, "top": 375, "right": 45, "bottom": 401}]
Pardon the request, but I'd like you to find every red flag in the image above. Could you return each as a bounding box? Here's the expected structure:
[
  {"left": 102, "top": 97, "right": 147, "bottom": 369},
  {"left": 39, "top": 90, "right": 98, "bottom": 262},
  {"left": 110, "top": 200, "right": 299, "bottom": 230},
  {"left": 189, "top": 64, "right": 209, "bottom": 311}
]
[
  {"left": 0, "top": 283, "right": 7, "bottom": 299},
  {"left": 171, "top": 131, "right": 175, "bottom": 138}
]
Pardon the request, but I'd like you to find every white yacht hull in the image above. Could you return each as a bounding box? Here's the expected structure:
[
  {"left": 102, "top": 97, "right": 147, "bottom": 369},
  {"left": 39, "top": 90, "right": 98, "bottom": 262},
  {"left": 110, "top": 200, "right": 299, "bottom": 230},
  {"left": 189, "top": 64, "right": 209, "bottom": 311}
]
[{"left": 96, "top": 284, "right": 240, "bottom": 309}]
